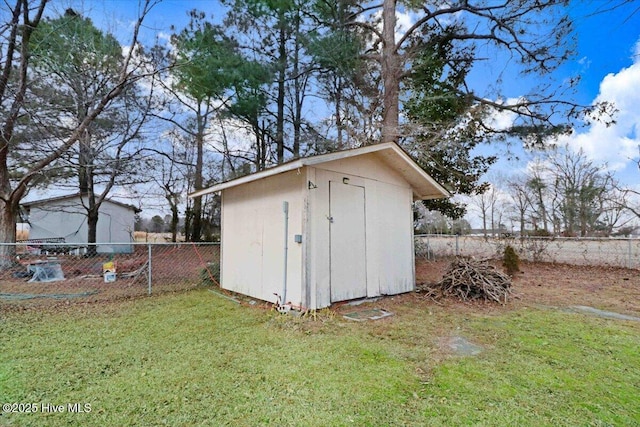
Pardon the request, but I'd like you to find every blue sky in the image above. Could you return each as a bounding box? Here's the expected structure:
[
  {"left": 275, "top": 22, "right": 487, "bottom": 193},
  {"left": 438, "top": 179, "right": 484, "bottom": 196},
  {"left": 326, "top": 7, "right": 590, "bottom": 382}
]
[
  {"left": 570, "top": 1, "right": 640, "bottom": 102},
  {"left": 492, "top": 1, "right": 640, "bottom": 186},
  {"left": 565, "top": 1, "right": 640, "bottom": 178},
  {"left": 53, "top": 1, "right": 640, "bottom": 190}
]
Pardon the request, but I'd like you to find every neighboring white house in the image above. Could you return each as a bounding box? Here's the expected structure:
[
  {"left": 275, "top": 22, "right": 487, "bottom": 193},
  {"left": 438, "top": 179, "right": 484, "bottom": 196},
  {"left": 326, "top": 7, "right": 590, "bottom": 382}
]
[
  {"left": 190, "top": 142, "right": 449, "bottom": 310},
  {"left": 21, "top": 193, "right": 140, "bottom": 253}
]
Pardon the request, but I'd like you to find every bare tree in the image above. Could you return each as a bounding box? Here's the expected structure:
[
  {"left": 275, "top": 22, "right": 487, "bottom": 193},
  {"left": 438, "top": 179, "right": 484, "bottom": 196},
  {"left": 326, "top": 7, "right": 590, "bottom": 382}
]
[
  {"left": 608, "top": 178, "right": 640, "bottom": 233},
  {"left": 471, "top": 187, "right": 491, "bottom": 238},
  {"left": 0, "top": 0, "right": 47, "bottom": 266},
  {"left": 149, "top": 133, "right": 194, "bottom": 243},
  {"left": 597, "top": 185, "right": 632, "bottom": 236},
  {"left": 506, "top": 175, "right": 533, "bottom": 235},
  {"left": 0, "top": 0, "right": 160, "bottom": 267},
  {"left": 526, "top": 161, "right": 551, "bottom": 233},
  {"left": 25, "top": 9, "right": 156, "bottom": 254},
  {"left": 548, "top": 148, "right": 613, "bottom": 236}
]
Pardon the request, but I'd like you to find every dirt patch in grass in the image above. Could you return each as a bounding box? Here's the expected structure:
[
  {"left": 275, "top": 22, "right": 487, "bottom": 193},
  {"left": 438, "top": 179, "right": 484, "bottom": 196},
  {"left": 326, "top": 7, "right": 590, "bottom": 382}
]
[
  {"left": 504, "top": 264, "right": 640, "bottom": 315},
  {"left": 512, "top": 261, "right": 640, "bottom": 315},
  {"left": 412, "top": 258, "right": 640, "bottom": 316},
  {"left": 330, "top": 257, "right": 640, "bottom": 321}
]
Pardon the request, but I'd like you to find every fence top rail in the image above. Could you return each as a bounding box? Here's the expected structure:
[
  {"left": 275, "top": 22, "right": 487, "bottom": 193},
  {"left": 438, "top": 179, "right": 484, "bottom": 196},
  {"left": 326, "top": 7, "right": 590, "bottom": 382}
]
[
  {"left": 1, "top": 241, "right": 221, "bottom": 246},
  {"left": 17, "top": 237, "right": 66, "bottom": 244},
  {"left": 414, "top": 234, "right": 639, "bottom": 242}
]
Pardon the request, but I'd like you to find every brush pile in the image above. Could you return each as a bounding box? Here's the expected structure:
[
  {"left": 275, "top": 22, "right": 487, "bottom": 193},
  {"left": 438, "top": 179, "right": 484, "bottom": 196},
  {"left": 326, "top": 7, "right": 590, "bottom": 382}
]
[{"left": 420, "top": 257, "right": 512, "bottom": 303}]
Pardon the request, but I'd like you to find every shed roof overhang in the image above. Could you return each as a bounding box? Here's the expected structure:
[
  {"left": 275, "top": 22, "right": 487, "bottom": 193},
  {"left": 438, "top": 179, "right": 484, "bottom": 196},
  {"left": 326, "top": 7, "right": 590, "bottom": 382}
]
[
  {"left": 21, "top": 192, "right": 142, "bottom": 213},
  {"left": 189, "top": 142, "right": 450, "bottom": 201}
]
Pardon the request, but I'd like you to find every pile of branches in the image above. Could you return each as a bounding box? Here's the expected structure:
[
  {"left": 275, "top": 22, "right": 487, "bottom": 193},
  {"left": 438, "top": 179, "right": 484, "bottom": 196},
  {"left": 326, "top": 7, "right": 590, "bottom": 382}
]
[{"left": 420, "top": 258, "right": 512, "bottom": 304}]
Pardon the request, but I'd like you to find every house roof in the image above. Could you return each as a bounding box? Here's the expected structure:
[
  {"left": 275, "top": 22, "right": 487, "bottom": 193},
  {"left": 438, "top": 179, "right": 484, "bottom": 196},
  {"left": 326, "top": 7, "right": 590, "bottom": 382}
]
[
  {"left": 21, "top": 193, "right": 141, "bottom": 213},
  {"left": 189, "top": 142, "right": 450, "bottom": 201}
]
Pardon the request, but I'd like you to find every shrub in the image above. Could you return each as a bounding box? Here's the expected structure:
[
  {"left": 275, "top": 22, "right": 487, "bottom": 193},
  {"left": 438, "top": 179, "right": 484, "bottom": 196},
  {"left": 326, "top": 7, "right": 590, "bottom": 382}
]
[
  {"left": 502, "top": 245, "right": 520, "bottom": 276},
  {"left": 414, "top": 240, "right": 434, "bottom": 260},
  {"left": 200, "top": 261, "right": 221, "bottom": 286},
  {"left": 526, "top": 229, "right": 553, "bottom": 237}
]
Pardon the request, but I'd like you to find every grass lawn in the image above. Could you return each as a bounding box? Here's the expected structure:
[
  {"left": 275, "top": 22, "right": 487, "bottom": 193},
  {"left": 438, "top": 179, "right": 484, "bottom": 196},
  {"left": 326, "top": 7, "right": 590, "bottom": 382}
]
[{"left": 1, "top": 289, "right": 639, "bottom": 426}]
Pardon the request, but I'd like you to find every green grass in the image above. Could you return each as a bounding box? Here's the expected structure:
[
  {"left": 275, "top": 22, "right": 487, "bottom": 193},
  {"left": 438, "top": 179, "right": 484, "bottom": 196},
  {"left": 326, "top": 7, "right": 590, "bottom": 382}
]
[{"left": 1, "top": 291, "right": 639, "bottom": 426}]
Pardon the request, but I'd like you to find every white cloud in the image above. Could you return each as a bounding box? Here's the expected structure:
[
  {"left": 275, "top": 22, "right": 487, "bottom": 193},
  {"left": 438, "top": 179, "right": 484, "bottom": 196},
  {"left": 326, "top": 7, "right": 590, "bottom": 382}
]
[
  {"left": 364, "top": 9, "right": 414, "bottom": 44},
  {"left": 358, "top": 8, "right": 426, "bottom": 48},
  {"left": 157, "top": 31, "right": 172, "bottom": 44},
  {"left": 558, "top": 40, "right": 640, "bottom": 171},
  {"left": 486, "top": 97, "right": 523, "bottom": 131},
  {"left": 396, "top": 10, "right": 418, "bottom": 39}
]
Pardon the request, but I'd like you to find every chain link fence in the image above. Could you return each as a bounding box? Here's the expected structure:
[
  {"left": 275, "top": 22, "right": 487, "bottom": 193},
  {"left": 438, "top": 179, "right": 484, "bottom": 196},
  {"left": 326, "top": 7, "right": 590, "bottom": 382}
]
[
  {"left": 4, "top": 235, "right": 638, "bottom": 309},
  {"left": 0, "top": 242, "right": 220, "bottom": 309},
  {"left": 415, "top": 234, "right": 640, "bottom": 269}
]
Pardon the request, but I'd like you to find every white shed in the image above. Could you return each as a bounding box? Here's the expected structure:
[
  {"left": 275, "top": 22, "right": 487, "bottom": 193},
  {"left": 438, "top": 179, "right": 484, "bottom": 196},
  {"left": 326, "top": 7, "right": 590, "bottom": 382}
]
[
  {"left": 191, "top": 143, "right": 449, "bottom": 310},
  {"left": 21, "top": 193, "right": 139, "bottom": 253}
]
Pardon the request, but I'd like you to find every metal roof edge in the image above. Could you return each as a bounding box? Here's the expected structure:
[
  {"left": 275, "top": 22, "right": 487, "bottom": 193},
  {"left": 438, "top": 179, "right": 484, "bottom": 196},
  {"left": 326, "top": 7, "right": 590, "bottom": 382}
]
[{"left": 21, "top": 192, "right": 141, "bottom": 213}]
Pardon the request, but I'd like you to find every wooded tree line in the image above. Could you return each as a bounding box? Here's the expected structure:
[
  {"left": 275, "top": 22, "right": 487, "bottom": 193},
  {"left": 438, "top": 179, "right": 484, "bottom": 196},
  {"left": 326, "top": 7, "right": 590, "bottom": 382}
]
[
  {"left": 471, "top": 146, "right": 635, "bottom": 238},
  {"left": 0, "top": 0, "right": 623, "bottom": 265}
]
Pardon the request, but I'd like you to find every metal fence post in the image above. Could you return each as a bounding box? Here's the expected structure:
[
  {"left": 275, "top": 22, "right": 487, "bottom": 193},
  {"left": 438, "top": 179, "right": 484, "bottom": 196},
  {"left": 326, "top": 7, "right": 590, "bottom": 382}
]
[
  {"left": 148, "top": 243, "right": 152, "bottom": 295},
  {"left": 628, "top": 238, "right": 632, "bottom": 270},
  {"left": 455, "top": 234, "right": 459, "bottom": 256}
]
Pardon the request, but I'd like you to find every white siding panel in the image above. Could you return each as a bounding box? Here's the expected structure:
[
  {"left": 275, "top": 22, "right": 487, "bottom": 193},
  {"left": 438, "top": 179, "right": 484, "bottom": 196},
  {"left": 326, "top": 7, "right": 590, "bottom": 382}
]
[
  {"left": 27, "top": 197, "right": 135, "bottom": 253},
  {"left": 96, "top": 202, "right": 135, "bottom": 252},
  {"left": 329, "top": 181, "right": 367, "bottom": 301},
  {"left": 220, "top": 186, "right": 263, "bottom": 298},
  {"left": 29, "top": 203, "right": 86, "bottom": 243},
  {"left": 220, "top": 170, "right": 305, "bottom": 305},
  {"left": 364, "top": 180, "right": 380, "bottom": 297},
  {"left": 375, "top": 182, "right": 415, "bottom": 294},
  {"left": 308, "top": 168, "right": 331, "bottom": 309},
  {"left": 316, "top": 153, "right": 407, "bottom": 187}
]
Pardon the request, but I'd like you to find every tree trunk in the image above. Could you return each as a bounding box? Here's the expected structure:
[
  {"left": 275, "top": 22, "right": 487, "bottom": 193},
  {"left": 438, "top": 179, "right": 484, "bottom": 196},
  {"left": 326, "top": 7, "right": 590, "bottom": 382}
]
[
  {"left": 335, "top": 76, "right": 344, "bottom": 149},
  {"left": 258, "top": 120, "right": 267, "bottom": 171},
  {"left": 566, "top": 192, "right": 576, "bottom": 235},
  {"left": 169, "top": 195, "right": 179, "bottom": 242},
  {"left": 191, "top": 110, "right": 205, "bottom": 242},
  {"left": 381, "top": 0, "right": 399, "bottom": 144},
  {"left": 253, "top": 121, "right": 262, "bottom": 172},
  {"left": 0, "top": 199, "right": 18, "bottom": 268},
  {"left": 276, "top": 10, "right": 287, "bottom": 163},
  {"left": 537, "top": 187, "right": 548, "bottom": 232},
  {"left": 184, "top": 202, "right": 192, "bottom": 242},
  {"left": 77, "top": 102, "right": 92, "bottom": 193},
  {"left": 292, "top": 9, "right": 302, "bottom": 159},
  {"left": 78, "top": 132, "right": 91, "bottom": 194},
  {"left": 86, "top": 206, "right": 99, "bottom": 257},
  {"left": 579, "top": 201, "right": 588, "bottom": 237},
  {"left": 0, "top": 143, "right": 23, "bottom": 268},
  {"left": 482, "top": 214, "right": 487, "bottom": 239}
]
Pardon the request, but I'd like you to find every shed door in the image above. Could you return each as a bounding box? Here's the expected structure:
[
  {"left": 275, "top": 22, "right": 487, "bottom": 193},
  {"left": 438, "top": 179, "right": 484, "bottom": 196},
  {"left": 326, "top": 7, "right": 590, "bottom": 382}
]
[{"left": 329, "top": 181, "right": 367, "bottom": 301}]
